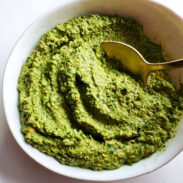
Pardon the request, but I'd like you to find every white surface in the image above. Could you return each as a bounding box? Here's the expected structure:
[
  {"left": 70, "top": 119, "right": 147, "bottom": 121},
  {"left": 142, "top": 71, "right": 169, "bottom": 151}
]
[{"left": 1, "top": 0, "right": 183, "bottom": 182}]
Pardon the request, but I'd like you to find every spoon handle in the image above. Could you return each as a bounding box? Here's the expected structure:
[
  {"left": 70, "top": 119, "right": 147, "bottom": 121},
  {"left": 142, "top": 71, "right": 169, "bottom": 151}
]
[{"left": 149, "top": 58, "right": 183, "bottom": 71}]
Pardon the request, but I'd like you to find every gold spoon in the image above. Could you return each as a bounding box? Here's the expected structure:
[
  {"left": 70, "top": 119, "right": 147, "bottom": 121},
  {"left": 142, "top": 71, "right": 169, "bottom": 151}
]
[{"left": 100, "top": 41, "right": 183, "bottom": 87}]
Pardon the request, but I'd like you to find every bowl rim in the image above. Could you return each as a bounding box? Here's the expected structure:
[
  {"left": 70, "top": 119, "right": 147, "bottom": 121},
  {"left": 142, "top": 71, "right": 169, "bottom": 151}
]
[{"left": 3, "top": 0, "right": 183, "bottom": 181}]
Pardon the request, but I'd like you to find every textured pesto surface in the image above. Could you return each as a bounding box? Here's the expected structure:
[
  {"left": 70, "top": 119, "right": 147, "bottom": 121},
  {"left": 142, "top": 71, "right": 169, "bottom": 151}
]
[{"left": 18, "top": 14, "right": 183, "bottom": 170}]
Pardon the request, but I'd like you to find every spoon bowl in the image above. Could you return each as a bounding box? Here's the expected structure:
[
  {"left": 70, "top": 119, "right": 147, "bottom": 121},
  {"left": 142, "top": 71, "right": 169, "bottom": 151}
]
[{"left": 101, "top": 41, "right": 183, "bottom": 87}]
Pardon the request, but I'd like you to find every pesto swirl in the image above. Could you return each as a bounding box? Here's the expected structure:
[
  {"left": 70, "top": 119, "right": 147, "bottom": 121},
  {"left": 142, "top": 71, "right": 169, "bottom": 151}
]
[{"left": 18, "top": 14, "right": 183, "bottom": 170}]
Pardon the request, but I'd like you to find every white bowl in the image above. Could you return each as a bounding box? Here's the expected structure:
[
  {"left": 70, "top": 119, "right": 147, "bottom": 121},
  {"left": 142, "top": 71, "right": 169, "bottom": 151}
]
[{"left": 3, "top": 0, "right": 183, "bottom": 181}]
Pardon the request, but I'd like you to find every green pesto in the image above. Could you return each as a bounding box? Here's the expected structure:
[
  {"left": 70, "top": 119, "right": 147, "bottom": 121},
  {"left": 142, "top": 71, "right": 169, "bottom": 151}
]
[{"left": 18, "top": 14, "right": 183, "bottom": 170}]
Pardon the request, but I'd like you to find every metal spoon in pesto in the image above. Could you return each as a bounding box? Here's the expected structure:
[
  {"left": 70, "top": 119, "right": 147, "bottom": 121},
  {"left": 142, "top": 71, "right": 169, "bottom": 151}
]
[{"left": 101, "top": 41, "right": 183, "bottom": 87}]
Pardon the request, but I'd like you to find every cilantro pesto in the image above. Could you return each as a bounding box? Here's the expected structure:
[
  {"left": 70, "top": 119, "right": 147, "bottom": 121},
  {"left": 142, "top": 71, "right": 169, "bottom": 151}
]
[{"left": 18, "top": 14, "right": 183, "bottom": 170}]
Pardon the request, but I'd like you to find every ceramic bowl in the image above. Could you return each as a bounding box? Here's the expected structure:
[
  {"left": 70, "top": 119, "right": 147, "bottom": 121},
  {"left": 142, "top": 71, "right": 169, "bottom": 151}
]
[{"left": 3, "top": 0, "right": 183, "bottom": 181}]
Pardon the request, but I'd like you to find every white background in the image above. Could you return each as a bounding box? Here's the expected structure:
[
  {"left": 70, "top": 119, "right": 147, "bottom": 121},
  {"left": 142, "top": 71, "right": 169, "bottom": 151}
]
[{"left": 1, "top": 0, "right": 183, "bottom": 183}]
